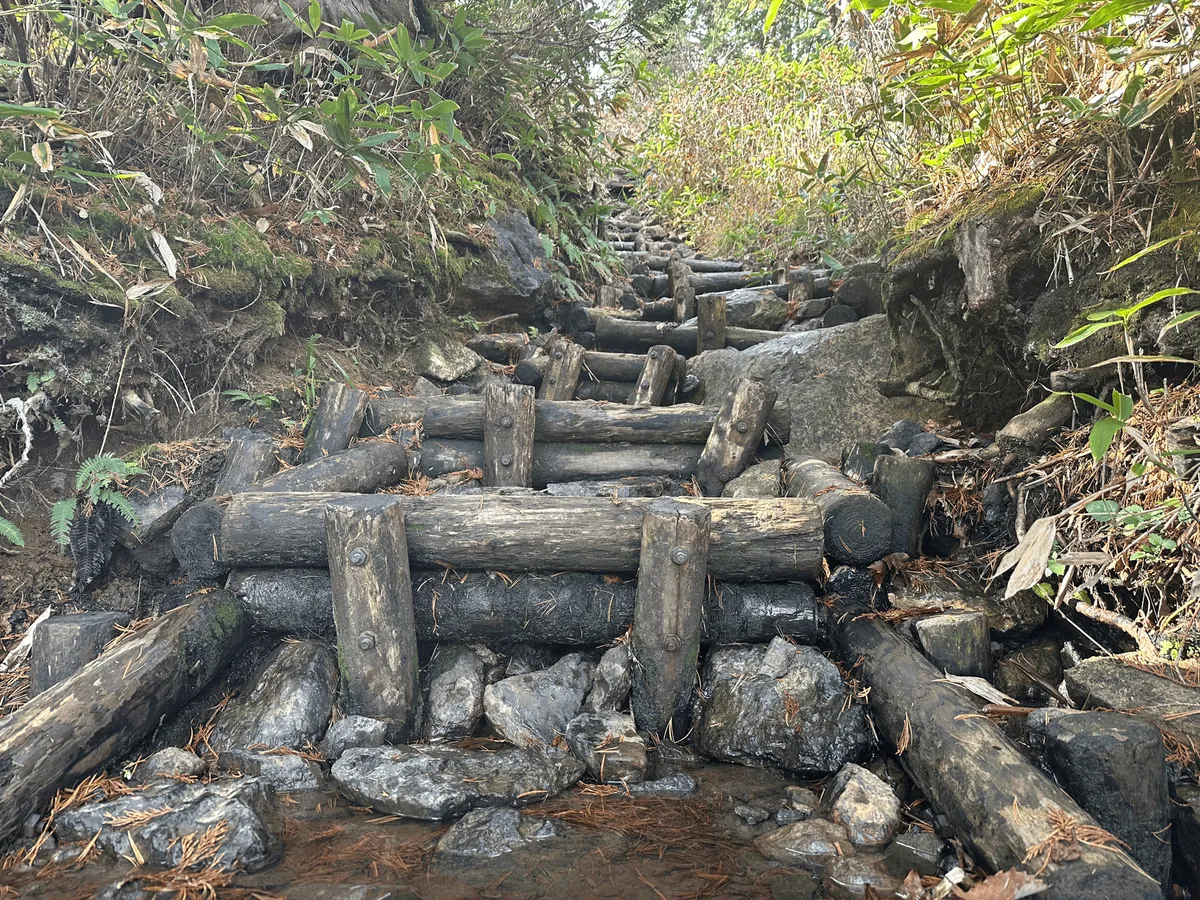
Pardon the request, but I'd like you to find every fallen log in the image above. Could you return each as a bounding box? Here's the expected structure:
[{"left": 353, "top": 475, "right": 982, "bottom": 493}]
[
  {"left": 364, "top": 398, "right": 792, "bottom": 444},
  {"left": 176, "top": 493, "right": 824, "bottom": 580},
  {"left": 519, "top": 349, "right": 671, "bottom": 386},
  {"left": 299, "top": 382, "right": 368, "bottom": 464},
  {"left": 228, "top": 568, "right": 824, "bottom": 645},
  {"left": 785, "top": 458, "right": 893, "bottom": 565},
  {"left": 0, "top": 591, "right": 248, "bottom": 844},
  {"left": 690, "top": 271, "right": 769, "bottom": 293},
  {"left": 828, "top": 593, "right": 1158, "bottom": 899},
  {"left": 639, "top": 298, "right": 677, "bottom": 322},
  {"left": 593, "top": 318, "right": 787, "bottom": 355},
  {"left": 212, "top": 432, "right": 278, "bottom": 495},
  {"left": 258, "top": 439, "right": 412, "bottom": 494}
]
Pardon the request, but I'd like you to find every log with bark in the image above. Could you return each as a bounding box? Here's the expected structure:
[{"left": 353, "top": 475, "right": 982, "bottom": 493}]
[
  {"left": 785, "top": 458, "right": 893, "bottom": 565},
  {"left": 175, "top": 492, "right": 824, "bottom": 580},
  {"left": 258, "top": 439, "right": 413, "bottom": 494},
  {"left": 593, "top": 318, "right": 787, "bottom": 355}
]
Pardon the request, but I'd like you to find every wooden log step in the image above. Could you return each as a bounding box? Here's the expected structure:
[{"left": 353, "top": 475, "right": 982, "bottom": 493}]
[
  {"left": 483, "top": 384, "right": 535, "bottom": 487},
  {"left": 258, "top": 439, "right": 413, "bottom": 494},
  {"left": 174, "top": 493, "right": 824, "bottom": 581},
  {"left": 300, "top": 382, "right": 369, "bottom": 464},
  {"left": 229, "top": 570, "right": 823, "bottom": 646},
  {"left": 615, "top": 253, "right": 746, "bottom": 274},
  {"left": 575, "top": 381, "right": 634, "bottom": 402},
  {"left": 593, "top": 317, "right": 787, "bottom": 355},
  {"left": 364, "top": 398, "right": 792, "bottom": 444},
  {"left": 785, "top": 458, "right": 893, "bottom": 565},
  {"left": 690, "top": 271, "right": 770, "bottom": 294}
]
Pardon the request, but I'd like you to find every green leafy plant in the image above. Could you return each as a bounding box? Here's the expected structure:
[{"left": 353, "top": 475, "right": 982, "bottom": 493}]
[
  {"left": 0, "top": 516, "right": 23, "bottom": 548},
  {"left": 50, "top": 455, "right": 144, "bottom": 548},
  {"left": 223, "top": 389, "right": 279, "bottom": 410}
]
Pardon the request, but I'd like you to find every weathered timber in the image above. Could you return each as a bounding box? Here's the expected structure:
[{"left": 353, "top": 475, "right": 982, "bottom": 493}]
[
  {"left": 632, "top": 502, "right": 710, "bottom": 736},
  {"left": 616, "top": 254, "right": 744, "bottom": 274},
  {"left": 786, "top": 458, "right": 893, "bottom": 565},
  {"left": 827, "top": 594, "right": 1159, "bottom": 899},
  {"left": 299, "top": 381, "right": 369, "bottom": 464},
  {"left": 417, "top": 438, "right": 701, "bottom": 486},
  {"left": 364, "top": 397, "right": 791, "bottom": 444},
  {"left": 593, "top": 317, "right": 787, "bottom": 355},
  {"left": 574, "top": 381, "right": 633, "bottom": 402},
  {"left": 632, "top": 273, "right": 669, "bottom": 298},
  {"left": 259, "top": 439, "right": 412, "bottom": 494},
  {"left": 696, "top": 379, "right": 777, "bottom": 496},
  {"left": 326, "top": 500, "right": 420, "bottom": 742},
  {"left": 0, "top": 591, "right": 248, "bottom": 844},
  {"left": 872, "top": 455, "right": 935, "bottom": 557},
  {"left": 690, "top": 271, "right": 769, "bottom": 294},
  {"left": 231, "top": 569, "right": 823, "bottom": 645},
  {"left": 640, "top": 298, "right": 677, "bottom": 321},
  {"left": 483, "top": 384, "right": 535, "bottom": 487},
  {"left": 182, "top": 493, "right": 823, "bottom": 580},
  {"left": 697, "top": 291, "right": 727, "bottom": 353},
  {"left": 514, "top": 355, "right": 550, "bottom": 386},
  {"left": 581, "top": 351, "right": 651, "bottom": 382},
  {"left": 569, "top": 306, "right": 640, "bottom": 333},
  {"left": 629, "top": 346, "right": 678, "bottom": 407},
  {"left": 787, "top": 268, "right": 814, "bottom": 304},
  {"left": 670, "top": 259, "right": 696, "bottom": 322},
  {"left": 465, "top": 332, "right": 530, "bottom": 363},
  {"left": 213, "top": 432, "right": 278, "bottom": 495},
  {"left": 538, "top": 341, "right": 585, "bottom": 401}
]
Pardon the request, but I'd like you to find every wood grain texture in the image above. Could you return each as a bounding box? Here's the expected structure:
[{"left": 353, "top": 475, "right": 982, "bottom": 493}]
[
  {"left": 483, "top": 383, "right": 535, "bottom": 487},
  {"left": 872, "top": 455, "right": 936, "bottom": 556},
  {"left": 697, "top": 291, "right": 727, "bottom": 353},
  {"left": 629, "top": 346, "right": 678, "bottom": 407},
  {"left": 299, "top": 382, "right": 368, "bottom": 464},
  {"left": 669, "top": 259, "right": 696, "bottom": 322},
  {"left": 786, "top": 457, "right": 893, "bottom": 565},
  {"left": 212, "top": 432, "right": 277, "bottom": 495},
  {"left": 696, "top": 378, "right": 777, "bottom": 496},
  {"left": 538, "top": 340, "right": 585, "bottom": 401},
  {"left": 259, "top": 439, "right": 412, "bottom": 494}
]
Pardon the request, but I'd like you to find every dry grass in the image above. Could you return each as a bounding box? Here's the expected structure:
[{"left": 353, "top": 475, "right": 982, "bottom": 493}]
[
  {"left": 1023, "top": 808, "right": 1136, "bottom": 877},
  {"left": 137, "top": 821, "right": 237, "bottom": 900}
]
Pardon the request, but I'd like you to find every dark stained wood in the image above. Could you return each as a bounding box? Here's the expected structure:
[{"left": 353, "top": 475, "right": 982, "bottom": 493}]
[
  {"left": 259, "top": 439, "right": 412, "bottom": 494},
  {"left": 786, "top": 457, "right": 893, "bottom": 565},
  {"left": 513, "top": 355, "right": 549, "bottom": 386},
  {"left": 629, "top": 346, "right": 678, "bottom": 408},
  {"left": 325, "top": 499, "right": 420, "bottom": 742},
  {"left": 299, "top": 382, "right": 369, "bottom": 464},
  {"left": 632, "top": 273, "right": 669, "bottom": 298},
  {"left": 569, "top": 306, "right": 641, "bottom": 332},
  {"left": 617, "top": 254, "right": 745, "bottom": 274},
  {"left": 212, "top": 432, "right": 278, "bottom": 495},
  {"left": 574, "top": 381, "right": 633, "bottom": 402},
  {"left": 689, "top": 270, "right": 768, "bottom": 294},
  {"left": 0, "top": 592, "right": 248, "bottom": 844},
  {"left": 598, "top": 284, "right": 622, "bottom": 308},
  {"left": 539, "top": 340, "right": 585, "bottom": 401},
  {"left": 581, "top": 351, "right": 650, "bottom": 382},
  {"left": 697, "top": 291, "right": 727, "bottom": 353},
  {"left": 872, "top": 455, "right": 936, "bottom": 557},
  {"left": 593, "top": 317, "right": 787, "bottom": 355},
  {"left": 483, "top": 384, "right": 535, "bottom": 487},
  {"left": 640, "top": 298, "right": 677, "bottom": 321},
  {"left": 465, "top": 332, "right": 529, "bottom": 364},
  {"left": 669, "top": 259, "right": 696, "bottom": 322},
  {"left": 787, "top": 267, "right": 815, "bottom": 304},
  {"left": 696, "top": 379, "right": 777, "bottom": 496}
]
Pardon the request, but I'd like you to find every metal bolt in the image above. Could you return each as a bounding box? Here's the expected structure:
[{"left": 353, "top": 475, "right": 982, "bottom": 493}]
[
  {"left": 649, "top": 349, "right": 659, "bottom": 360},
  {"left": 500, "top": 415, "right": 514, "bottom": 428},
  {"left": 553, "top": 351, "right": 564, "bottom": 360},
  {"left": 358, "top": 631, "right": 376, "bottom": 651},
  {"left": 501, "top": 454, "right": 513, "bottom": 467},
  {"left": 548, "top": 377, "right": 557, "bottom": 385},
  {"left": 640, "top": 380, "right": 650, "bottom": 390},
  {"left": 663, "top": 634, "right": 682, "bottom": 652},
  {"left": 719, "top": 472, "right": 732, "bottom": 483},
  {"left": 348, "top": 547, "right": 368, "bottom": 566},
  {"left": 735, "top": 421, "right": 749, "bottom": 434},
  {"left": 705, "top": 330, "right": 715, "bottom": 340},
  {"left": 671, "top": 547, "right": 689, "bottom": 565}
]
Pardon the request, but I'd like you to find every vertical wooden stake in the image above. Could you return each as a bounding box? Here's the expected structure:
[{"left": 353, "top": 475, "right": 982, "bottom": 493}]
[
  {"left": 631, "top": 501, "right": 710, "bottom": 738},
  {"left": 538, "top": 340, "right": 585, "bottom": 401},
  {"left": 300, "top": 382, "right": 369, "bottom": 464},
  {"left": 598, "top": 284, "right": 621, "bottom": 309},
  {"left": 629, "top": 345, "right": 678, "bottom": 407},
  {"left": 325, "top": 499, "right": 419, "bottom": 742},
  {"left": 872, "top": 454, "right": 936, "bottom": 557},
  {"left": 484, "top": 383, "right": 535, "bottom": 487},
  {"left": 213, "top": 432, "right": 277, "bottom": 495},
  {"left": 669, "top": 259, "right": 695, "bottom": 322},
  {"left": 695, "top": 378, "right": 777, "bottom": 496},
  {"left": 696, "top": 292, "right": 727, "bottom": 353}
]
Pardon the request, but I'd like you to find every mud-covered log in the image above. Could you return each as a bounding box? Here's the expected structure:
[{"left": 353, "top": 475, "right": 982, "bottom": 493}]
[
  {"left": 228, "top": 568, "right": 823, "bottom": 645},
  {"left": 539, "top": 340, "right": 585, "bottom": 401},
  {"left": 212, "top": 432, "right": 278, "bottom": 495},
  {"left": 299, "top": 381, "right": 368, "bottom": 464},
  {"left": 594, "top": 317, "right": 787, "bottom": 355},
  {"left": 483, "top": 384, "right": 535, "bottom": 487},
  {"left": 629, "top": 346, "right": 678, "bottom": 407},
  {"left": 465, "top": 332, "right": 530, "bottom": 363},
  {"left": 259, "top": 438, "right": 412, "bottom": 494},
  {"left": 786, "top": 458, "right": 893, "bottom": 565},
  {"left": 183, "top": 492, "right": 824, "bottom": 580},
  {"left": 696, "top": 379, "right": 776, "bottom": 496},
  {"left": 872, "top": 455, "right": 935, "bottom": 557},
  {"left": 364, "top": 398, "right": 791, "bottom": 444},
  {"left": 0, "top": 591, "right": 248, "bottom": 844},
  {"left": 828, "top": 594, "right": 1159, "bottom": 899}
]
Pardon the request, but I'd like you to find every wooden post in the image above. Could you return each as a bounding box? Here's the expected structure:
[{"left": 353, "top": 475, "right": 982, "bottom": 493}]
[
  {"left": 300, "top": 381, "right": 369, "bottom": 464},
  {"left": 213, "top": 432, "right": 277, "bottom": 495},
  {"left": 324, "top": 499, "right": 420, "bottom": 742},
  {"left": 873, "top": 455, "right": 936, "bottom": 557},
  {"left": 697, "top": 291, "right": 727, "bottom": 353},
  {"left": 483, "top": 383, "right": 535, "bottom": 487},
  {"left": 538, "top": 340, "right": 585, "bottom": 401},
  {"left": 787, "top": 458, "right": 893, "bottom": 565},
  {"left": 669, "top": 259, "right": 695, "bottom": 321},
  {"left": 598, "top": 284, "right": 622, "bottom": 309},
  {"left": 629, "top": 345, "right": 678, "bottom": 407},
  {"left": 695, "top": 378, "right": 777, "bottom": 496},
  {"left": 631, "top": 501, "right": 710, "bottom": 738}
]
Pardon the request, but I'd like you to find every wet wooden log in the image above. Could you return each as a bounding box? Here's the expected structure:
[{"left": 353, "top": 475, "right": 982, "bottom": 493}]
[
  {"left": 299, "top": 382, "right": 368, "bottom": 464},
  {"left": 632, "top": 273, "right": 669, "bottom": 298},
  {"left": 827, "top": 593, "right": 1160, "bottom": 899},
  {"left": 690, "top": 271, "right": 768, "bottom": 294},
  {"left": 640, "top": 298, "right": 677, "bottom": 321},
  {"left": 696, "top": 379, "right": 777, "bottom": 496},
  {"left": 632, "top": 502, "right": 709, "bottom": 737},
  {"left": 465, "top": 332, "right": 530, "bottom": 363},
  {"left": 872, "top": 455, "right": 935, "bottom": 557},
  {"left": 593, "top": 318, "right": 787, "bottom": 355},
  {"left": 483, "top": 384, "right": 535, "bottom": 487},
  {"left": 213, "top": 432, "right": 278, "bottom": 495},
  {"left": 364, "top": 397, "right": 791, "bottom": 444},
  {"left": 581, "top": 351, "right": 651, "bottom": 382},
  {"left": 538, "top": 341, "right": 585, "bottom": 401},
  {"left": 575, "top": 381, "right": 633, "bottom": 402},
  {"left": 258, "top": 439, "right": 412, "bottom": 494},
  {"left": 670, "top": 259, "right": 696, "bottom": 322},
  {"left": 569, "top": 306, "right": 640, "bottom": 333},
  {"left": 180, "top": 493, "right": 823, "bottom": 580},
  {"left": 697, "top": 291, "right": 727, "bottom": 353},
  {"left": 326, "top": 499, "right": 420, "bottom": 742},
  {"left": 514, "top": 355, "right": 550, "bottom": 386},
  {"left": 629, "top": 346, "right": 678, "bottom": 407},
  {"left": 785, "top": 458, "right": 893, "bottom": 565},
  {"left": 0, "top": 591, "right": 248, "bottom": 844}
]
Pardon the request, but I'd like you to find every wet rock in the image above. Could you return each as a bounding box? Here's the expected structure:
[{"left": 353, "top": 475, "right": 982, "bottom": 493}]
[
  {"left": 565, "top": 711, "right": 647, "bottom": 784},
  {"left": 95, "top": 881, "right": 149, "bottom": 900},
  {"left": 585, "top": 644, "right": 632, "bottom": 712},
  {"left": 721, "top": 459, "right": 782, "bottom": 498},
  {"left": 826, "top": 763, "right": 901, "bottom": 846},
  {"left": 879, "top": 419, "right": 925, "bottom": 453},
  {"left": 780, "top": 785, "right": 818, "bottom": 821},
  {"left": 411, "top": 337, "right": 482, "bottom": 383},
  {"left": 331, "top": 744, "right": 584, "bottom": 820},
  {"left": 723, "top": 288, "right": 790, "bottom": 330},
  {"left": 435, "top": 807, "right": 562, "bottom": 860},
  {"left": 866, "top": 757, "right": 912, "bottom": 803},
  {"left": 212, "top": 640, "right": 338, "bottom": 751},
  {"left": 825, "top": 566, "right": 881, "bottom": 608},
  {"left": 889, "top": 572, "right": 1045, "bottom": 636},
  {"left": 821, "top": 305, "right": 858, "bottom": 328},
  {"left": 995, "top": 640, "right": 1064, "bottom": 704},
  {"left": 628, "top": 773, "right": 697, "bottom": 798},
  {"left": 906, "top": 431, "right": 943, "bottom": 456},
  {"left": 424, "top": 645, "right": 486, "bottom": 742},
  {"left": 884, "top": 831, "right": 950, "bottom": 877},
  {"left": 455, "top": 210, "right": 554, "bottom": 318},
  {"left": 219, "top": 749, "right": 324, "bottom": 792},
  {"left": 913, "top": 612, "right": 991, "bottom": 678},
  {"left": 29, "top": 611, "right": 129, "bottom": 696},
  {"left": 411, "top": 376, "right": 445, "bottom": 398},
  {"left": 55, "top": 778, "right": 278, "bottom": 872},
  {"left": 695, "top": 638, "right": 870, "bottom": 775},
  {"left": 823, "top": 856, "right": 900, "bottom": 899},
  {"left": 1065, "top": 655, "right": 1200, "bottom": 750},
  {"left": 319, "top": 715, "right": 388, "bottom": 761},
  {"left": 735, "top": 804, "right": 771, "bottom": 826},
  {"left": 1174, "top": 784, "right": 1200, "bottom": 893},
  {"left": 502, "top": 643, "right": 563, "bottom": 677},
  {"left": 21, "top": 812, "right": 45, "bottom": 839},
  {"left": 135, "top": 747, "right": 206, "bottom": 783},
  {"left": 834, "top": 275, "right": 884, "bottom": 317},
  {"left": 484, "top": 652, "right": 595, "bottom": 748},
  {"left": 755, "top": 818, "right": 855, "bottom": 868},
  {"left": 119, "top": 484, "right": 191, "bottom": 549}
]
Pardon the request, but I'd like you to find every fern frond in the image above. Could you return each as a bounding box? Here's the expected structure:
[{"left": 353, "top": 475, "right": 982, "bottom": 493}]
[
  {"left": 76, "top": 454, "right": 126, "bottom": 492},
  {"left": 101, "top": 491, "right": 140, "bottom": 528},
  {"left": 50, "top": 499, "right": 77, "bottom": 548},
  {"left": 0, "top": 516, "right": 24, "bottom": 548}
]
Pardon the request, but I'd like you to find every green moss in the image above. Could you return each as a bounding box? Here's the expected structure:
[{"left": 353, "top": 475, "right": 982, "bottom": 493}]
[
  {"left": 197, "top": 217, "right": 312, "bottom": 282},
  {"left": 895, "top": 181, "right": 1049, "bottom": 266}
]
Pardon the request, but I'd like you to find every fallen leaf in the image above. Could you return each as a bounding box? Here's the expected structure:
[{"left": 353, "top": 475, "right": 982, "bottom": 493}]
[
  {"left": 997, "top": 516, "right": 1057, "bottom": 599},
  {"left": 956, "top": 868, "right": 1049, "bottom": 899}
]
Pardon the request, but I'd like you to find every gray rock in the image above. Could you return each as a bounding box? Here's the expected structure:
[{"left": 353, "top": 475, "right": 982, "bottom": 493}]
[
  {"left": 212, "top": 640, "right": 338, "bottom": 751},
  {"left": 94, "top": 881, "right": 149, "bottom": 900},
  {"left": 29, "top": 611, "right": 129, "bottom": 696},
  {"left": 411, "top": 376, "right": 445, "bottom": 398},
  {"left": 424, "top": 645, "right": 486, "bottom": 742},
  {"left": 834, "top": 274, "right": 884, "bottom": 316},
  {"left": 755, "top": 818, "right": 854, "bottom": 868},
  {"left": 695, "top": 638, "right": 869, "bottom": 775},
  {"left": 135, "top": 747, "right": 206, "bottom": 783},
  {"left": 906, "top": 431, "right": 943, "bottom": 456},
  {"left": 723, "top": 288, "right": 790, "bottom": 330},
  {"left": 774, "top": 808, "right": 810, "bottom": 825},
  {"left": 826, "top": 763, "right": 901, "bottom": 846},
  {"left": 585, "top": 644, "right": 632, "bottom": 712},
  {"left": 883, "top": 831, "right": 951, "bottom": 877},
  {"left": 628, "top": 773, "right": 697, "bottom": 798},
  {"left": 411, "top": 337, "right": 482, "bottom": 383},
  {"left": 787, "top": 319, "right": 823, "bottom": 333},
  {"left": 735, "top": 804, "right": 771, "bottom": 826},
  {"left": 995, "top": 640, "right": 1064, "bottom": 704},
  {"left": 118, "top": 484, "right": 191, "bottom": 548},
  {"left": 1066, "top": 655, "right": 1200, "bottom": 753},
  {"left": 455, "top": 210, "right": 554, "bottom": 317},
  {"left": 331, "top": 744, "right": 584, "bottom": 820},
  {"left": 889, "top": 572, "right": 1045, "bottom": 636},
  {"left": 565, "top": 711, "right": 647, "bottom": 784},
  {"left": 219, "top": 748, "right": 324, "bottom": 792},
  {"left": 879, "top": 419, "right": 925, "bottom": 453},
  {"left": 502, "top": 643, "right": 563, "bottom": 677},
  {"left": 320, "top": 715, "right": 388, "bottom": 760},
  {"left": 55, "top": 778, "right": 278, "bottom": 872},
  {"left": 1175, "top": 784, "right": 1200, "bottom": 893},
  {"left": 689, "top": 316, "right": 948, "bottom": 462},
  {"left": 484, "top": 652, "right": 595, "bottom": 747},
  {"left": 822, "top": 856, "right": 900, "bottom": 899},
  {"left": 782, "top": 785, "right": 818, "bottom": 820},
  {"left": 721, "top": 459, "right": 781, "bottom": 498},
  {"left": 913, "top": 612, "right": 992, "bottom": 678},
  {"left": 435, "top": 807, "right": 562, "bottom": 859},
  {"left": 821, "top": 305, "right": 858, "bottom": 328},
  {"left": 795, "top": 297, "right": 830, "bottom": 319}
]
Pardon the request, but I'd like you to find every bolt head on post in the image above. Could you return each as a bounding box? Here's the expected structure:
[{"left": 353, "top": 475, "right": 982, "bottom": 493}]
[
  {"left": 640, "top": 380, "right": 650, "bottom": 390},
  {"left": 500, "top": 415, "right": 514, "bottom": 428},
  {"left": 348, "top": 547, "right": 368, "bottom": 566},
  {"left": 358, "top": 631, "right": 376, "bottom": 651},
  {"left": 663, "top": 634, "right": 682, "bottom": 652},
  {"left": 500, "top": 454, "right": 513, "bottom": 467},
  {"left": 671, "top": 547, "right": 690, "bottom": 565},
  {"left": 649, "top": 349, "right": 659, "bottom": 359},
  {"left": 553, "top": 350, "right": 563, "bottom": 360},
  {"left": 735, "top": 421, "right": 749, "bottom": 434}
]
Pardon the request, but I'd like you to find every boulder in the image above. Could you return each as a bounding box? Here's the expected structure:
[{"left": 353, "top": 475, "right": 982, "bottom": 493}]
[
  {"left": 319, "top": 715, "right": 388, "bottom": 761},
  {"left": 825, "top": 763, "right": 901, "bottom": 846},
  {"left": 435, "top": 807, "right": 562, "bottom": 860},
  {"left": 689, "top": 315, "right": 948, "bottom": 461},
  {"left": 454, "top": 211, "right": 554, "bottom": 318},
  {"left": 218, "top": 749, "right": 324, "bottom": 793},
  {"left": 484, "top": 652, "right": 595, "bottom": 748},
  {"left": 424, "top": 645, "right": 486, "bottom": 742},
  {"left": 134, "top": 747, "right": 206, "bottom": 783},
  {"left": 410, "top": 337, "right": 482, "bottom": 383},
  {"left": 585, "top": 644, "right": 632, "bottom": 712},
  {"left": 834, "top": 274, "right": 884, "bottom": 316},
  {"left": 723, "top": 288, "right": 790, "bottom": 330},
  {"left": 565, "top": 711, "right": 647, "bottom": 784},
  {"left": 29, "top": 611, "right": 129, "bottom": 696},
  {"left": 889, "top": 572, "right": 1045, "bottom": 637},
  {"left": 822, "top": 856, "right": 900, "bottom": 899},
  {"left": 694, "top": 637, "right": 870, "bottom": 775},
  {"left": 331, "top": 744, "right": 584, "bottom": 820},
  {"left": 754, "top": 818, "right": 854, "bottom": 868}
]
